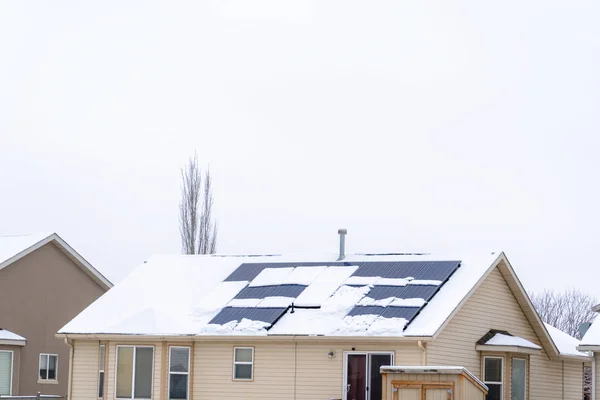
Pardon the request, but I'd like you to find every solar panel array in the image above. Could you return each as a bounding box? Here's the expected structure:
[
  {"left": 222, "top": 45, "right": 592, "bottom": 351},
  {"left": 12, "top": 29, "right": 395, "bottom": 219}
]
[{"left": 210, "top": 260, "right": 461, "bottom": 331}]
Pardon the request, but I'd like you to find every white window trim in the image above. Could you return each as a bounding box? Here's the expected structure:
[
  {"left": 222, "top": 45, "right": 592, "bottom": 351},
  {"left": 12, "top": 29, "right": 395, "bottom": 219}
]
[
  {"left": 232, "top": 347, "right": 254, "bottom": 381},
  {"left": 511, "top": 357, "right": 527, "bottom": 400},
  {"left": 168, "top": 346, "right": 190, "bottom": 400},
  {"left": 0, "top": 349, "right": 14, "bottom": 396},
  {"left": 99, "top": 345, "right": 106, "bottom": 400},
  {"left": 115, "top": 345, "right": 155, "bottom": 400},
  {"left": 342, "top": 351, "right": 395, "bottom": 400},
  {"left": 483, "top": 356, "right": 504, "bottom": 400},
  {"left": 38, "top": 353, "right": 58, "bottom": 383}
]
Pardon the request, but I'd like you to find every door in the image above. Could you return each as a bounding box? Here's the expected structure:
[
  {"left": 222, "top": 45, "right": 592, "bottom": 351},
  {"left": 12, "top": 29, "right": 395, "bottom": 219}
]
[
  {"left": 369, "top": 354, "right": 392, "bottom": 400},
  {"left": 347, "top": 354, "right": 366, "bottom": 400},
  {"left": 345, "top": 353, "right": 393, "bottom": 400}
]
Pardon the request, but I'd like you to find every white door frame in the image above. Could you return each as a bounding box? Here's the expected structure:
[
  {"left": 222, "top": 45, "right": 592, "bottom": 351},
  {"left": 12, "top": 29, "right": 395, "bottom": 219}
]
[{"left": 342, "top": 351, "right": 394, "bottom": 400}]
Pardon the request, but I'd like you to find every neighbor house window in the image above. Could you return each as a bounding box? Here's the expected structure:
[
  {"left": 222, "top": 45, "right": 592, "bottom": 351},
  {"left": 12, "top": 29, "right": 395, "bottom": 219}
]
[
  {"left": 39, "top": 354, "right": 58, "bottom": 382},
  {"left": 0, "top": 350, "right": 13, "bottom": 395},
  {"left": 233, "top": 347, "right": 253, "bottom": 380},
  {"left": 511, "top": 358, "right": 526, "bottom": 400},
  {"left": 116, "top": 346, "right": 154, "bottom": 399},
  {"left": 99, "top": 345, "right": 106, "bottom": 399},
  {"left": 169, "top": 347, "right": 190, "bottom": 400},
  {"left": 484, "top": 357, "right": 503, "bottom": 400}
]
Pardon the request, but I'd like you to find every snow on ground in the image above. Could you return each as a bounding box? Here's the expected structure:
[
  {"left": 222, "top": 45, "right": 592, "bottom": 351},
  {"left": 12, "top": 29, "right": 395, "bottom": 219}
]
[{"left": 484, "top": 333, "right": 541, "bottom": 349}]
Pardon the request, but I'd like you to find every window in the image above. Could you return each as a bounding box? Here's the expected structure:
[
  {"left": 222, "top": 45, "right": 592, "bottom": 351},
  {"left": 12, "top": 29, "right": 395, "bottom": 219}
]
[
  {"left": 39, "top": 354, "right": 58, "bottom": 382},
  {"left": 99, "top": 345, "right": 106, "bottom": 399},
  {"left": 169, "top": 347, "right": 190, "bottom": 400},
  {"left": 233, "top": 347, "right": 253, "bottom": 380},
  {"left": 116, "top": 346, "right": 154, "bottom": 399},
  {"left": 0, "top": 350, "right": 13, "bottom": 395},
  {"left": 511, "top": 358, "right": 526, "bottom": 400},
  {"left": 484, "top": 357, "right": 503, "bottom": 400}
]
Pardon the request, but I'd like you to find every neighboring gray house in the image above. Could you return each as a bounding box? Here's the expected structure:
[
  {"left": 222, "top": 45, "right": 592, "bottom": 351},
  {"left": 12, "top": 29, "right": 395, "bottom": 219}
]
[{"left": 0, "top": 233, "right": 112, "bottom": 397}]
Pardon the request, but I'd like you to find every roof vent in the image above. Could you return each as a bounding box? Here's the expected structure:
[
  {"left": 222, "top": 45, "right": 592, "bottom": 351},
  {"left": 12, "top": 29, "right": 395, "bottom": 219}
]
[{"left": 337, "top": 229, "right": 347, "bottom": 260}]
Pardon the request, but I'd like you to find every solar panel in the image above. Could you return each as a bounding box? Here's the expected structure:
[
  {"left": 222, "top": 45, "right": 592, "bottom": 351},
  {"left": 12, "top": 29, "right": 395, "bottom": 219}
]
[
  {"left": 395, "top": 285, "right": 439, "bottom": 302},
  {"left": 351, "top": 262, "right": 395, "bottom": 277},
  {"left": 234, "top": 285, "right": 277, "bottom": 299},
  {"left": 348, "top": 306, "right": 386, "bottom": 316},
  {"left": 380, "top": 306, "right": 420, "bottom": 321},
  {"left": 412, "top": 261, "right": 460, "bottom": 281},
  {"left": 270, "top": 284, "right": 306, "bottom": 297},
  {"left": 367, "top": 286, "right": 405, "bottom": 300},
  {"left": 383, "top": 261, "right": 428, "bottom": 279},
  {"left": 209, "top": 307, "right": 253, "bottom": 324},
  {"left": 246, "top": 307, "right": 288, "bottom": 325},
  {"left": 224, "top": 263, "right": 271, "bottom": 282}
]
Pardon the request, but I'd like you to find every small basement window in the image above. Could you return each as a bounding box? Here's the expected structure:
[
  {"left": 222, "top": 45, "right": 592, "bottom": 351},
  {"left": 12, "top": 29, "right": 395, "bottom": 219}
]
[
  {"left": 233, "top": 347, "right": 254, "bottom": 380},
  {"left": 484, "top": 356, "right": 503, "bottom": 400},
  {"left": 39, "top": 354, "right": 58, "bottom": 382}
]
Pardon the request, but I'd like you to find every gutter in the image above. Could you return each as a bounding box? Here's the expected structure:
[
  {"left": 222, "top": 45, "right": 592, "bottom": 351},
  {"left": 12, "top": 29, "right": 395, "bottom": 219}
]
[
  {"left": 593, "top": 354, "right": 597, "bottom": 400},
  {"left": 57, "top": 333, "right": 433, "bottom": 343}
]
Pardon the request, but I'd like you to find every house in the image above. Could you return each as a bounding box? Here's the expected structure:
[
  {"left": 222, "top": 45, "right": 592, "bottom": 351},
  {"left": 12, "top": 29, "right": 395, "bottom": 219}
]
[
  {"left": 0, "top": 233, "right": 112, "bottom": 397},
  {"left": 577, "top": 305, "right": 600, "bottom": 400},
  {"left": 58, "top": 238, "right": 589, "bottom": 400}
]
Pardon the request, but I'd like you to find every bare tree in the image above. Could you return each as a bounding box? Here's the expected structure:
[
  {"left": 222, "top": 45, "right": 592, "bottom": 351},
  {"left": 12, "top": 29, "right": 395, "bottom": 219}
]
[
  {"left": 179, "top": 153, "right": 218, "bottom": 254},
  {"left": 529, "top": 289, "right": 596, "bottom": 339},
  {"left": 530, "top": 289, "right": 596, "bottom": 400}
]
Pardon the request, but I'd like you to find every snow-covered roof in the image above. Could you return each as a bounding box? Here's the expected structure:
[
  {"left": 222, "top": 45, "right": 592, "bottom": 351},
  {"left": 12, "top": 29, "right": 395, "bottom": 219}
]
[
  {"left": 0, "top": 328, "right": 26, "bottom": 345},
  {"left": 578, "top": 317, "right": 600, "bottom": 350},
  {"left": 59, "top": 251, "right": 501, "bottom": 337},
  {"left": 480, "top": 332, "right": 541, "bottom": 350},
  {"left": 544, "top": 323, "right": 589, "bottom": 358},
  {"left": 0, "top": 233, "right": 112, "bottom": 290}
]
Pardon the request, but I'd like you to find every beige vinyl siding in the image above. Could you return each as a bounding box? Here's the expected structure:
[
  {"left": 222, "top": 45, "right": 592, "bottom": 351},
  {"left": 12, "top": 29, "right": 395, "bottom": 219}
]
[
  {"left": 563, "top": 360, "right": 584, "bottom": 400},
  {"left": 193, "top": 342, "right": 295, "bottom": 399},
  {"left": 427, "top": 267, "right": 579, "bottom": 399},
  {"left": 71, "top": 340, "right": 100, "bottom": 400}
]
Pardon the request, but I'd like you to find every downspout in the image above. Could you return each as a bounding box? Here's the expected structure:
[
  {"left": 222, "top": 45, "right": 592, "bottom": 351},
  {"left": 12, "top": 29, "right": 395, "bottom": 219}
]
[
  {"left": 294, "top": 341, "right": 298, "bottom": 400},
  {"left": 562, "top": 360, "right": 565, "bottom": 400},
  {"left": 417, "top": 341, "right": 427, "bottom": 365},
  {"left": 593, "top": 354, "right": 597, "bottom": 400},
  {"left": 64, "top": 338, "right": 74, "bottom": 400}
]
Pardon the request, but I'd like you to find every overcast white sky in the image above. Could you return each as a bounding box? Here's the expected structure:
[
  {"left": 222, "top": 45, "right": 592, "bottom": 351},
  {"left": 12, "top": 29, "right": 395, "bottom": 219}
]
[{"left": 1, "top": 1, "right": 599, "bottom": 294}]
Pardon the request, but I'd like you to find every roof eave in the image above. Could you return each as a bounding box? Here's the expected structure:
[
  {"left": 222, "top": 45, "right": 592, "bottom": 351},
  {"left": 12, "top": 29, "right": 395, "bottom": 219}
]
[
  {"left": 0, "top": 339, "right": 26, "bottom": 346},
  {"left": 0, "top": 233, "right": 113, "bottom": 291},
  {"left": 57, "top": 332, "right": 434, "bottom": 343}
]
